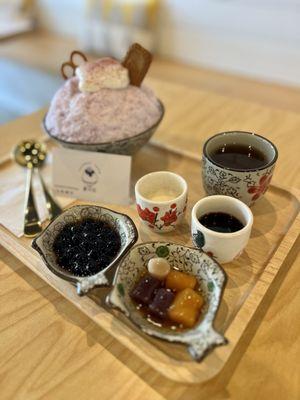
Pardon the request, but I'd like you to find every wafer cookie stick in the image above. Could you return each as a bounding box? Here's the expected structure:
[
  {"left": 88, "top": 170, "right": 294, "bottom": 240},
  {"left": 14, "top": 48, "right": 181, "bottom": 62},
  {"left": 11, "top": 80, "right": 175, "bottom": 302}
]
[{"left": 122, "top": 43, "right": 152, "bottom": 86}]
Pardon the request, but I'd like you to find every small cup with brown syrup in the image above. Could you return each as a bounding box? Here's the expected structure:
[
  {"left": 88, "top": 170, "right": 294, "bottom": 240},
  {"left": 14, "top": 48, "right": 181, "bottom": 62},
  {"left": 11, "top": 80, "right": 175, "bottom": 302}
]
[
  {"left": 191, "top": 195, "right": 253, "bottom": 263},
  {"left": 202, "top": 131, "right": 278, "bottom": 206}
]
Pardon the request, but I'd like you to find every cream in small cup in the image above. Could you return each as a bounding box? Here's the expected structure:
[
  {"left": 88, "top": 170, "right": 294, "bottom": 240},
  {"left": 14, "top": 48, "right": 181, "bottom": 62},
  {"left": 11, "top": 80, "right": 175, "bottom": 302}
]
[
  {"left": 202, "top": 131, "right": 278, "bottom": 206},
  {"left": 191, "top": 195, "right": 253, "bottom": 263},
  {"left": 135, "top": 171, "right": 188, "bottom": 232}
]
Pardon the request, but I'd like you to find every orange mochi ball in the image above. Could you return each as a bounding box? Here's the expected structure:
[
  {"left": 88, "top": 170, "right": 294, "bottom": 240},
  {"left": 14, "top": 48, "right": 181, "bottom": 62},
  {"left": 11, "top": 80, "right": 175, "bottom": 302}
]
[
  {"left": 172, "top": 287, "right": 204, "bottom": 309},
  {"left": 165, "top": 270, "right": 197, "bottom": 291},
  {"left": 168, "top": 288, "right": 204, "bottom": 328},
  {"left": 168, "top": 306, "right": 198, "bottom": 328}
]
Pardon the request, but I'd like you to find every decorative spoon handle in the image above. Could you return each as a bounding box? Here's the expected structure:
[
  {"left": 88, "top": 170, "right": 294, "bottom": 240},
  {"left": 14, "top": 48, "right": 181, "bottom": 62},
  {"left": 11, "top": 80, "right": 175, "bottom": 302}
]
[
  {"left": 36, "top": 169, "right": 62, "bottom": 221},
  {"left": 24, "top": 168, "right": 42, "bottom": 237}
]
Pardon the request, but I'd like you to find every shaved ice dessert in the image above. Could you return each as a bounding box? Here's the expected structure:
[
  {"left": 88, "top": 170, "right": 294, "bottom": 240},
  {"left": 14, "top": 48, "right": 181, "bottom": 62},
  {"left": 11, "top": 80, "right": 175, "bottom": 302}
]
[{"left": 45, "top": 47, "right": 162, "bottom": 145}]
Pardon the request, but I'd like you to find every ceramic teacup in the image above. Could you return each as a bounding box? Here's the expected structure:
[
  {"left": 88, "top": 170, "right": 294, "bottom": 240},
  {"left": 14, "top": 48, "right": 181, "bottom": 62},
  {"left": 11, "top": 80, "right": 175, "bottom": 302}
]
[
  {"left": 202, "top": 131, "right": 278, "bottom": 206},
  {"left": 135, "top": 171, "right": 188, "bottom": 232},
  {"left": 191, "top": 195, "right": 253, "bottom": 263}
]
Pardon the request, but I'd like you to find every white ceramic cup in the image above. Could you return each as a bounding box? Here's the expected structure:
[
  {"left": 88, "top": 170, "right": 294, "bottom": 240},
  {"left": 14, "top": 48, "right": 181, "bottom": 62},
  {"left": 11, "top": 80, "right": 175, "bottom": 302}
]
[
  {"left": 135, "top": 171, "right": 188, "bottom": 233},
  {"left": 202, "top": 131, "right": 278, "bottom": 206},
  {"left": 191, "top": 195, "right": 253, "bottom": 263}
]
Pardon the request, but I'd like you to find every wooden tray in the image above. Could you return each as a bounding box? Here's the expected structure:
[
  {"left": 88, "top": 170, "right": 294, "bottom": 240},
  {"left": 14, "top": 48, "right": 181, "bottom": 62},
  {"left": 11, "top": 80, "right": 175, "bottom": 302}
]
[{"left": 0, "top": 142, "right": 299, "bottom": 384}]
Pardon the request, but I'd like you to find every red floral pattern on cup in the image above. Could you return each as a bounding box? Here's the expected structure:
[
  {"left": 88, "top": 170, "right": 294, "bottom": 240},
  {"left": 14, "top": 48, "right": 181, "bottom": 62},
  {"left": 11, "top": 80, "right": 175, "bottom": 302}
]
[
  {"left": 160, "top": 211, "right": 177, "bottom": 226},
  {"left": 247, "top": 174, "right": 272, "bottom": 201},
  {"left": 160, "top": 206, "right": 178, "bottom": 226},
  {"left": 137, "top": 203, "right": 181, "bottom": 230},
  {"left": 206, "top": 251, "right": 218, "bottom": 260},
  {"left": 136, "top": 204, "right": 157, "bottom": 225}
]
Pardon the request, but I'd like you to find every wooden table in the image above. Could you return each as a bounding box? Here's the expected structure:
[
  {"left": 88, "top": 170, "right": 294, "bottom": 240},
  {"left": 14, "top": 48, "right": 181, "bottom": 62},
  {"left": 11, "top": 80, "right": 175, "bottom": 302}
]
[{"left": 0, "top": 78, "right": 299, "bottom": 399}]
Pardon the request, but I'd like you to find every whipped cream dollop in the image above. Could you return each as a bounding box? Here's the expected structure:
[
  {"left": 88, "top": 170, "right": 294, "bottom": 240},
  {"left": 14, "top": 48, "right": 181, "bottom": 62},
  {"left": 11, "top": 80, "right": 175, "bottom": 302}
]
[
  {"left": 45, "top": 77, "right": 162, "bottom": 144},
  {"left": 76, "top": 57, "right": 129, "bottom": 92}
]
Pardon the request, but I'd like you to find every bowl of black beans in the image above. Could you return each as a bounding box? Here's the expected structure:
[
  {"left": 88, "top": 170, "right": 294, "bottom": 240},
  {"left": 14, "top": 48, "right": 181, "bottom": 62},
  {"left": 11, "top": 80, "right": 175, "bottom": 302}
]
[{"left": 32, "top": 205, "right": 138, "bottom": 295}]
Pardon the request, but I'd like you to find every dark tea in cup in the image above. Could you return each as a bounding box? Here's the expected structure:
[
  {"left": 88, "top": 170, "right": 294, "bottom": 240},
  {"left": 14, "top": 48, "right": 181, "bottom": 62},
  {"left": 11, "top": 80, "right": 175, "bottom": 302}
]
[
  {"left": 210, "top": 143, "right": 267, "bottom": 170},
  {"left": 202, "top": 131, "right": 278, "bottom": 206},
  {"left": 199, "top": 212, "right": 244, "bottom": 233}
]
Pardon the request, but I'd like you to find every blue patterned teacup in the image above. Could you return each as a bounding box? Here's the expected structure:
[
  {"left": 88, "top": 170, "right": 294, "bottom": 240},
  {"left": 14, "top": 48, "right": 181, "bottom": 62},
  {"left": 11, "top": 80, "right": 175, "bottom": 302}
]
[{"left": 202, "top": 131, "right": 278, "bottom": 206}]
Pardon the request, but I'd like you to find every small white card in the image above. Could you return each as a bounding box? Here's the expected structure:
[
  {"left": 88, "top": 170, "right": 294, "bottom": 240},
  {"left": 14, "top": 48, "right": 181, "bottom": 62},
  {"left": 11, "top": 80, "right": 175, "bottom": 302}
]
[{"left": 52, "top": 147, "right": 131, "bottom": 204}]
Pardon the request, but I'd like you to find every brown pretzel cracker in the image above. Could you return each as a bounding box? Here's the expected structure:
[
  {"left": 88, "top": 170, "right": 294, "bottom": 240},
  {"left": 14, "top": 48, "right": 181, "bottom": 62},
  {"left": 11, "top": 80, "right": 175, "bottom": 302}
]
[
  {"left": 61, "top": 62, "right": 74, "bottom": 80},
  {"left": 60, "top": 50, "right": 88, "bottom": 80},
  {"left": 70, "top": 50, "right": 88, "bottom": 65},
  {"left": 122, "top": 43, "right": 152, "bottom": 86}
]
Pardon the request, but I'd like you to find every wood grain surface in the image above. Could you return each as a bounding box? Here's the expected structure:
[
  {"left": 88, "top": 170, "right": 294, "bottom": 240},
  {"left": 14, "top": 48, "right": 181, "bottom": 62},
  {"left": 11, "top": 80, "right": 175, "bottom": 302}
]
[
  {"left": 0, "top": 77, "right": 300, "bottom": 398},
  {"left": 1, "top": 138, "right": 299, "bottom": 383}
]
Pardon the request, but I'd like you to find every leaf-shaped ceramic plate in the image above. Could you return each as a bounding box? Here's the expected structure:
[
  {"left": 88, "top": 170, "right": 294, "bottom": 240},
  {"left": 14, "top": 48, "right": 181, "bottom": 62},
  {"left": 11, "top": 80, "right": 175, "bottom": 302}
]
[
  {"left": 32, "top": 205, "right": 138, "bottom": 295},
  {"left": 107, "top": 242, "right": 228, "bottom": 361}
]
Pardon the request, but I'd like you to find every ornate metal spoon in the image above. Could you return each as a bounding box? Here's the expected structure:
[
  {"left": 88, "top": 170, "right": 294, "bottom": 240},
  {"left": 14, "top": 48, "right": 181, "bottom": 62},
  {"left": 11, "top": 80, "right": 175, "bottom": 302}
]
[{"left": 14, "top": 140, "right": 62, "bottom": 237}]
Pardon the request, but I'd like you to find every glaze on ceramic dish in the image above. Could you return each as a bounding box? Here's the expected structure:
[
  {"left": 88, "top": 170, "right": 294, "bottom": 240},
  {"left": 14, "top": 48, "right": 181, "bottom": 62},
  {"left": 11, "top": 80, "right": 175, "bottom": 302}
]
[
  {"left": 32, "top": 205, "right": 138, "bottom": 295},
  {"left": 107, "top": 242, "right": 227, "bottom": 361}
]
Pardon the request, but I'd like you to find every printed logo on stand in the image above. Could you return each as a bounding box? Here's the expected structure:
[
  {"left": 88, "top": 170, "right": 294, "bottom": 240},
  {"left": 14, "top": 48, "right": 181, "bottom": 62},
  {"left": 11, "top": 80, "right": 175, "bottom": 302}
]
[{"left": 79, "top": 162, "right": 101, "bottom": 192}]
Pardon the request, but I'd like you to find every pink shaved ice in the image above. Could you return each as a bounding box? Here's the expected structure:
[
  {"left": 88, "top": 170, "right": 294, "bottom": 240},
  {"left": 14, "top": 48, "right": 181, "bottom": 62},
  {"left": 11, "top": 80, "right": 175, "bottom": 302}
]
[{"left": 45, "top": 77, "right": 162, "bottom": 144}]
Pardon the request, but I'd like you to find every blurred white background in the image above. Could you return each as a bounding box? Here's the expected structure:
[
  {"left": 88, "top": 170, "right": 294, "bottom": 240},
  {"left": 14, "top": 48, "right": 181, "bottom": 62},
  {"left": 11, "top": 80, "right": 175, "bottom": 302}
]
[
  {"left": 35, "top": 0, "right": 300, "bottom": 86},
  {"left": 1, "top": 0, "right": 300, "bottom": 124}
]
